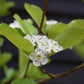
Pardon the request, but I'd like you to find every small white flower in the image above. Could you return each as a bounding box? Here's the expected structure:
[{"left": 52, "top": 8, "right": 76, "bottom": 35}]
[
  {"left": 29, "top": 49, "right": 48, "bottom": 67},
  {"left": 49, "top": 40, "right": 63, "bottom": 52},
  {"left": 24, "top": 34, "right": 36, "bottom": 46},
  {"left": 24, "top": 34, "right": 31, "bottom": 40},
  {"left": 38, "top": 43, "right": 51, "bottom": 54},
  {"left": 46, "top": 20, "right": 57, "bottom": 29},
  {"left": 37, "top": 38, "right": 52, "bottom": 54},
  {"left": 46, "top": 20, "right": 57, "bottom": 25},
  {"left": 9, "top": 20, "right": 25, "bottom": 33},
  {"left": 40, "top": 35, "right": 48, "bottom": 41},
  {"left": 32, "top": 35, "right": 41, "bottom": 42}
]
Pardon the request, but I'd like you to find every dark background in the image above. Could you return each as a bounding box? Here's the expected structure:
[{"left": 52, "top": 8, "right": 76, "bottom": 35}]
[{"left": 0, "top": 0, "right": 84, "bottom": 84}]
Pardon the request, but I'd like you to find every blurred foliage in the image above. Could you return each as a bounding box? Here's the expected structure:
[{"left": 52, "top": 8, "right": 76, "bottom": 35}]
[
  {"left": 0, "top": 36, "right": 13, "bottom": 83},
  {"left": 0, "top": 0, "right": 15, "bottom": 16},
  {"left": 0, "top": 52, "right": 12, "bottom": 67},
  {"left": 0, "top": 36, "right": 12, "bottom": 67},
  {"left": 2, "top": 65, "right": 18, "bottom": 84}
]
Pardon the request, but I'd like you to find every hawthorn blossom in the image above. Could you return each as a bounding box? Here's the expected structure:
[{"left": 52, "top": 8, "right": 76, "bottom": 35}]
[
  {"left": 29, "top": 49, "right": 48, "bottom": 66},
  {"left": 25, "top": 34, "right": 63, "bottom": 66}
]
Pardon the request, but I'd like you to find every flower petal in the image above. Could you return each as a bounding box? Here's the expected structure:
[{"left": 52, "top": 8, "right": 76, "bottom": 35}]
[
  {"left": 41, "top": 57, "right": 48, "bottom": 65},
  {"left": 29, "top": 52, "right": 36, "bottom": 60},
  {"left": 33, "top": 59, "right": 40, "bottom": 66}
]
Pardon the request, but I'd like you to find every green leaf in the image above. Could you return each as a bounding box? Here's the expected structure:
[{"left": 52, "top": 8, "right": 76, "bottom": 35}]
[
  {"left": 55, "top": 27, "right": 84, "bottom": 49},
  {"left": 1, "top": 23, "right": 21, "bottom": 36},
  {"left": 1, "top": 23, "right": 25, "bottom": 37},
  {"left": 24, "top": 3, "right": 46, "bottom": 34},
  {"left": 19, "top": 50, "right": 29, "bottom": 78},
  {"left": 27, "top": 63, "right": 49, "bottom": 80},
  {"left": 11, "top": 78, "right": 36, "bottom": 84},
  {"left": 15, "top": 28, "right": 25, "bottom": 37},
  {"left": 55, "top": 19, "right": 84, "bottom": 49},
  {"left": 47, "top": 23, "right": 68, "bottom": 39},
  {"left": 23, "top": 20, "right": 38, "bottom": 35},
  {"left": 0, "top": 36, "right": 4, "bottom": 47},
  {"left": 69, "top": 19, "right": 84, "bottom": 29},
  {"left": 0, "top": 26, "right": 34, "bottom": 55},
  {"left": 13, "top": 14, "right": 31, "bottom": 35},
  {"left": 0, "top": 53, "right": 12, "bottom": 66}
]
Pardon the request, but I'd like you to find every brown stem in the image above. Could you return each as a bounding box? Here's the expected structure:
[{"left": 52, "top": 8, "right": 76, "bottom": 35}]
[
  {"left": 39, "top": 0, "right": 49, "bottom": 34},
  {"left": 23, "top": 60, "right": 31, "bottom": 78},
  {"left": 37, "top": 63, "right": 84, "bottom": 84},
  {"left": 39, "top": 68, "right": 54, "bottom": 79}
]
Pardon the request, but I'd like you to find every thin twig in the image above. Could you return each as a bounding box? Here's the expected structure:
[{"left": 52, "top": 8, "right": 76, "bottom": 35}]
[
  {"left": 37, "top": 63, "right": 84, "bottom": 84},
  {"left": 39, "top": 0, "right": 49, "bottom": 34},
  {"left": 23, "top": 60, "right": 31, "bottom": 78},
  {"left": 39, "top": 68, "right": 54, "bottom": 79}
]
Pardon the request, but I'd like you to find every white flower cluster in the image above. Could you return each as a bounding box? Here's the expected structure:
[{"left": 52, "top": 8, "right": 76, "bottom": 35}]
[
  {"left": 24, "top": 34, "right": 63, "bottom": 67},
  {"left": 9, "top": 20, "right": 25, "bottom": 33}
]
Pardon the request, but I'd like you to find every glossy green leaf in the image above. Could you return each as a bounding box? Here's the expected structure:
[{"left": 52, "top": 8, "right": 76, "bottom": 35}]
[
  {"left": 47, "top": 23, "right": 68, "bottom": 39},
  {"left": 0, "top": 36, "right": 4, "bottom": 47},
  {"left": 13, "top": 14, "right": 30, "bottom": 35},
  {"left": 27, "top": 63, "right": 49, "bottom": 80},
  {"left": 0, "top": 53, "right": 12, "bottom": 66},
  {"left": 24, "top": 3, "right": 46, "bottom": 34},
  {"left": 11, "top": 78, "right": 36, "bottom": 84},
  {"left": 23, "top": 20, "right": 38, "bottom": 35},
  {"left": 0, "top": 26, "right": 34, "bottom": 55}
]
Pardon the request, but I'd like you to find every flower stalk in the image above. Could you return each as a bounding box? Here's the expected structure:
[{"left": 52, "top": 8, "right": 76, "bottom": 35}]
[
  {"left": 23, "top": 60, "right": 31, "bottom": 78},
  {"left": 39, "top": 68, "right": 54, "bottom": 79}
]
